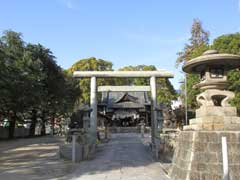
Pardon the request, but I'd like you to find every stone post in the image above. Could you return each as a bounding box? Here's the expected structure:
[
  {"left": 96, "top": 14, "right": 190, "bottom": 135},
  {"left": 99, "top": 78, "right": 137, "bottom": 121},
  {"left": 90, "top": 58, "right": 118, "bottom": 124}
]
[
  {"left": 72, "top": 135, "right": 77, "bottom": 163},
  {"left": 90, "top": 76, "right": 97, "bottom": 143}
]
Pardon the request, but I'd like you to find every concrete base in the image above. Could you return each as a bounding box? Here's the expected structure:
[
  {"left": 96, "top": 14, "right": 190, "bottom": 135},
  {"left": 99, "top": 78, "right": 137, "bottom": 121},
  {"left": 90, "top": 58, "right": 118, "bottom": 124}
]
[
  {"left": 184, "top": 116, "right": 240, "bottom": 131},
  {"left": 169, "top": 131, "right": 240, "bottom": 180},
  {"left": 184, "top": 106, "right": 240, "bottom": 131},
  {"left": 196, "top": 106, "right": 237, "bottom": 118}
]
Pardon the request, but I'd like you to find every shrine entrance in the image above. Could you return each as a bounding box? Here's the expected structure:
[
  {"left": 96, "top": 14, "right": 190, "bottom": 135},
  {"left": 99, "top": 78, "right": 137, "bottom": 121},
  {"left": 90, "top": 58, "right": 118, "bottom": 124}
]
[
  {"left": 98, "top": 86, "right": 151, "bottom": 128},
  {"left": 73, "top": 71, "right": 174, "bottom": 155}
]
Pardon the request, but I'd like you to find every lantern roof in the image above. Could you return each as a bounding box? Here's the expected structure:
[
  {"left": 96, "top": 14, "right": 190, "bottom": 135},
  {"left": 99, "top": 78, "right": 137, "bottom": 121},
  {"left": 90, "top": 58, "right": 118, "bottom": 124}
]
[{"left": 183, "top": 50, "right": 240, "bottom": 74}]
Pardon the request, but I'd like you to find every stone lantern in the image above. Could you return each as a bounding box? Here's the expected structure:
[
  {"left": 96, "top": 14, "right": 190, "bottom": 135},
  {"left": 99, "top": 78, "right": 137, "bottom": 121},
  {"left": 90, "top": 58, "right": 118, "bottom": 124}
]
[
  {"left": 170, "top": 50, "right": 240, "bottom": 180},
  {"left": 183, "top": 50, "right": 240, "bottom": 130}
]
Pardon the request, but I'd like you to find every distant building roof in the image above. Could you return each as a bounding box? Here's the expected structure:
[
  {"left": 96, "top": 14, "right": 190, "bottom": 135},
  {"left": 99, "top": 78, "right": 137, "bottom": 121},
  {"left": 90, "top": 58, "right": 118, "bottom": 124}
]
[{"left": 100, "top": 91, "right": 150, "bottom": 109}]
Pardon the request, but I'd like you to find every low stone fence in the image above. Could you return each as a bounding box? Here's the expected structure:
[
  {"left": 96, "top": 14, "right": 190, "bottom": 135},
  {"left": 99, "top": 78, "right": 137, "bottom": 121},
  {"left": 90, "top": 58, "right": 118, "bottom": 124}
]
[
  {"left": 107, "top": 126, "right": 151, "bottom": 133},
  {"left": 59, "top": 142, "right": 96, "bottom": 162},
  {"left": 0, "top": 127, "right": 30, "bottom": 139}
]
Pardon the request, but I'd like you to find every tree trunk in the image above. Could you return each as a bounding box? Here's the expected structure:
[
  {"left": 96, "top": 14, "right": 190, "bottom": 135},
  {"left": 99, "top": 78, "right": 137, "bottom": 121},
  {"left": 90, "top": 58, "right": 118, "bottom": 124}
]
[
  {"left": 29, "top": 109, "right": 37, "bottom": 137},
  {"left": 8, "top": 112, "right": 16, "bottom": 139},
  {"left": 40, "top": 111, "right": 46, "bottom": 136},
  {"left": 51, "top": 115, "right": 55, "bottom": 136},
  {"left": 41, "top": 120, "right": 46, "bottom": 136}
]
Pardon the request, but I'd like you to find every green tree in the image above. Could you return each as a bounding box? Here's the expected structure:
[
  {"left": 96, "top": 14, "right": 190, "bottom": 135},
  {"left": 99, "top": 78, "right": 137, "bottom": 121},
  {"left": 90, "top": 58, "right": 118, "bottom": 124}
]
[
  {"left": 118, "top": 65, "right": 176, "bottom": 105},
  {"left": 0, "top": 30, "right": 80, "bottom": 138},
  {"left": 118, "top": 65, "right": 156, "bottom": 85},
  {"left": 211, "top": 33, "right": 240, "bottom": 109},
  {"left": 68, "top": 57, "right": 113, "bottom": 104},
  {"left": 176, "top": 19, "right": 209, "bottom": 66},
  {"left": 0, "top": 30, "right": 28, "bottom": 138},
  {"left": 176, "top": 19, "right": 209, "bottom": 109}
]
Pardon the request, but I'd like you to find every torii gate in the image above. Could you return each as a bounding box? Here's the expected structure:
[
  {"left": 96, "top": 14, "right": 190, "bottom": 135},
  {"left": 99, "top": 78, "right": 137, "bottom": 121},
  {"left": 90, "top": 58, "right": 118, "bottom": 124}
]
[{"left": 73, "top": 71, "right": 174, "bottom": 148}]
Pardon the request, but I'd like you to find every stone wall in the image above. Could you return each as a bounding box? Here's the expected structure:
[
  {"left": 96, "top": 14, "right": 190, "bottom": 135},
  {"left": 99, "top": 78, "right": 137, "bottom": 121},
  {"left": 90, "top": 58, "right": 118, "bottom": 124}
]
[
  {"left": 169, "top": 131, "right": 240, "bottom": 180},
  {"left": 0, "top": 127, "right": 30, "bottom": 139},
  {"left": 158, "top": 129, "right": 179, "bottom": 162}
]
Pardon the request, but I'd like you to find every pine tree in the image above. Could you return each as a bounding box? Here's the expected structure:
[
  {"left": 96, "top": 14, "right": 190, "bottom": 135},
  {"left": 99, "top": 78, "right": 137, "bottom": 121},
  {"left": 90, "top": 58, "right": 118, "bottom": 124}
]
[{"left": 176, "top": 19, "right": 209, "bottom": 109}]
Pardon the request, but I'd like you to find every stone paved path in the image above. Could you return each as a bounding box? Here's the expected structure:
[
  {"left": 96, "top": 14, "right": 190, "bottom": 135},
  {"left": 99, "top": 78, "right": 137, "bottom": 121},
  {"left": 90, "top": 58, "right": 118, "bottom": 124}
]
[
  {"left": 67, "top": 133, "right": 170, "bottom": 180},
  {"left": 0, "top": 133, "right": 170, "bottom": 180}
]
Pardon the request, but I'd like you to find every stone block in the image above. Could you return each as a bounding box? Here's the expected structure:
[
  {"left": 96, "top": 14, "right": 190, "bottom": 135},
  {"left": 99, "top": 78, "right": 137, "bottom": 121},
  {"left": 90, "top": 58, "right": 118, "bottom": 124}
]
[
  {"left": 201, "top": 173, "right": 222, "bottom": 180},
  {"left": 186, "top": 114, "right": 240, "bottom": 131},
  {"left": 196, "top": 132, "right": 219, "bottom": 143},
  {"left": 224, "top": 123, "right": 240, "bottom": 130},
  {"left": 191, "top": 162, "right": 207, "bottom": 172},
  {"left": 196, "top": 106, "right": 237, "bottom": 117},
  {"left": 227, "top": 143, "right": 240, "bottom": 154},
  {"left": 213, "top": 124, "right": 224, "bottom": 130},
  {"left": 182, "top": 131, "right": 194, "bottom": 141},
  {"left": 193, "top": 152, "right": 218, "bottom": 163},
  {"left": 208, "top": 143, "right": 221, "bottom": 152},
  {"left": 231, "top": 117, "right": 240, "bottom": 124},
  {"left": 201, "top": 116, "right": 224, "bottom": 123},
  {"left": 207, "top": 164, "right": 223, "bottom": 175},
  {"left": 193, "top": 142, "right": 208, "bottom": 152},
  {"left": 183, "top": 124, "right": 202, "bottom": 131},
  {"left": 229, "top": 165, "right": 240, "bottom": 180},
  {"left": 189, "top": 172, "right": 201, "bottom": 180},
  {"left": 171, "top": 166, "right": 187, "bottom": 180},
  {"left": 189, "top": 118, "right": 202, "bottom": 125},
  {"left": 219, "top": 132, "right": 238, "bottom": 142},
  {"left": 202, "top": 123, "right": 214, "bottom": 130},
  {"left": 229, "top": 175, "right": 239, "bottom": 180},
  {"left": 170, "top": 131, "right": 240, "bottom": 180},
  {"left": 228, "top": 153, "right": 240, "bottom": 164}
]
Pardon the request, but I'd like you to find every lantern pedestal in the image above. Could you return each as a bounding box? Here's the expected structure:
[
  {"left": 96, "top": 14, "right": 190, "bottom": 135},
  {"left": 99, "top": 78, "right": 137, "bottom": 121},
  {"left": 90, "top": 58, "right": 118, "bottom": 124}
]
[
  {"left": 170, "top": 50, "right": 240, "bottom": 180},
  {"left": 184, "top": 105, "right": 240, "bottom": 131},
  {"left": 169, "top": 131, "right": 240, "bottom": 180}
]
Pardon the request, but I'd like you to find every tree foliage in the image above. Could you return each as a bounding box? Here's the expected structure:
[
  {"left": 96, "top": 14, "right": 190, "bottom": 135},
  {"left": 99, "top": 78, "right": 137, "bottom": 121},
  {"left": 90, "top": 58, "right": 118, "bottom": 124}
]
[
  {"left": 118, "top": 65, "right": 177, "bottom": 105},
  {"left": 176, "top": 19, "right": 209, "bottom": 66},
  {"left": 0, "top": 30, "right": 80, "bottom": 138},
  {"left": 211, "top": 33, "right": 240, "bottom": 108},
  {"left": 176, "top": 19, "right": 209, "bottom": 109},
  {"left": 68, "top": 62, "right": 176, "bottom": 106},
  {"left": 178, "top": 20, "right": 240, "bottom": 111},
  {"left": 67, "top": 57, "right": 114, "bottom": 104}
]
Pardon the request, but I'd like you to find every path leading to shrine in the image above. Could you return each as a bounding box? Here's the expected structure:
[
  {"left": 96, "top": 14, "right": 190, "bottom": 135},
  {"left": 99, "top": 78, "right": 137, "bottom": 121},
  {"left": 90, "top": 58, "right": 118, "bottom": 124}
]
[
  {"left": 0, "top": 133, "right": 170, "bottom": 180},
  {"left": 68, "top": 133, "right": 170, "bottom": 180}
]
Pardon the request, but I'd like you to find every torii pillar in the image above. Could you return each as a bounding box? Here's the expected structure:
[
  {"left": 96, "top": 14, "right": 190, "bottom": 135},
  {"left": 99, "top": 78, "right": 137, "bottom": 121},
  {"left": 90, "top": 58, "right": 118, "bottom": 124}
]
[
  {"left": 150, "top": 76, "right": 157, "bottom": 156},
  {"left": 90, "top": 76, "right": 97, "bottom": 141}
]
